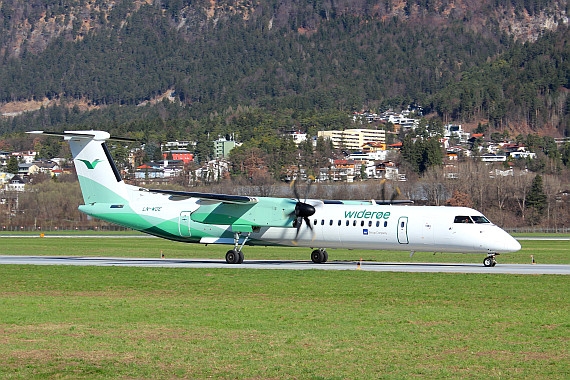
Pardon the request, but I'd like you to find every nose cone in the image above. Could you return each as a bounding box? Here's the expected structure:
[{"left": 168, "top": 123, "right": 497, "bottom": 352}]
[
  {"left": 484, "top": 229, "right": 522, "bottom": 253},
  {"left": 504, "top": 235, "right": 522, "bottom": 253}
]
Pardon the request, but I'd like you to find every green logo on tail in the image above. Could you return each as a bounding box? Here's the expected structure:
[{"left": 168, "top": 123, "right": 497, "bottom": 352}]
[{"left": 78, "top": 159, "right": 103, "bottom": 169}]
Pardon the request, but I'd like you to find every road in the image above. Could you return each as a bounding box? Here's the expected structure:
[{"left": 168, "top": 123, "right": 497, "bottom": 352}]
[{"left": 0, "top": 255, "right": 568, "bottom": 274}]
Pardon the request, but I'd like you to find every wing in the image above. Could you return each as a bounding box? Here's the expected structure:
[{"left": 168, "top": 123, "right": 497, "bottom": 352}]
[{"left": 147, "top": 189, "right": 258, "bottom": 205}]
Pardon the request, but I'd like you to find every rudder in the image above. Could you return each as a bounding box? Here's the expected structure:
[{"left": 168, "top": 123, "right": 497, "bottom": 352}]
[{"left": 28, "top": 130, "right": 131, "bottom": 204}]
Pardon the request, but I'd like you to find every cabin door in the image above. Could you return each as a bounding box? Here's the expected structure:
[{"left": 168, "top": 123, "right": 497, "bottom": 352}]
[
  {"left": 179, "top": 211, "right": 192, "bottom": 237},
  {"left": 397, "top": 216, "right": 409, "bottom": 244}
]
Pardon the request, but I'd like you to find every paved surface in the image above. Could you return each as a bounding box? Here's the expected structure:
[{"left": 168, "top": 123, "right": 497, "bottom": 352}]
[
  {"left": 2, "top": 235, "right": 568, "bottom": 240},
  {"left": 0, "top": 255, "right": 568, "bottom": 274}
]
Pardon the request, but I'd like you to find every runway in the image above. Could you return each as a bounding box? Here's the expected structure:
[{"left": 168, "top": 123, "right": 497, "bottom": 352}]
[{"left": 0, "top": 255, "right": 568, "bottom": 274}]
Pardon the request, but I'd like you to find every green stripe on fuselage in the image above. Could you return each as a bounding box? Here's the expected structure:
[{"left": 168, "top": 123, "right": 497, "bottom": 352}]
[{"left": 190, "top": 197, "right": 296, "bottom": 227}]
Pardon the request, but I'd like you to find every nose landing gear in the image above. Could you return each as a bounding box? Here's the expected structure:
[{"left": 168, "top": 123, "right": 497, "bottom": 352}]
[{"left": 483, "top": 254, "right": 498, "bottom": 267}]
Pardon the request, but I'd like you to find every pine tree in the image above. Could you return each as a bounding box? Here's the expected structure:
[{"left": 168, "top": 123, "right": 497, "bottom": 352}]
[
  {"left": 525, "top": 174, "right": 547, "bottom": 225},
  {"left": 526, "top": 174, "right": 547, "bottom": 211},
  {"left": 6, "top": 155, "right": 19, "bottom": 174}
]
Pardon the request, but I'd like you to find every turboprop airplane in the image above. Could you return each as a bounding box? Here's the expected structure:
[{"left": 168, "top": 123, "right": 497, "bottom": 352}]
[{"left": 28, "top": 130, "right": 521, "bottom": 267}]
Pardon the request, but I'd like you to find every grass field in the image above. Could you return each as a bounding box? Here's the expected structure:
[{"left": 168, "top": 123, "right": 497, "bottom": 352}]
[{"left": 0, "top": 237, "right": 568, "bottom": 378}]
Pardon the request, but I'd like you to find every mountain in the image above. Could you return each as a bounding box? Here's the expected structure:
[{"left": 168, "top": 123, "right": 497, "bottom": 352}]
[{"left": 0, "top": 0, "right": 568, "bottom": 136}]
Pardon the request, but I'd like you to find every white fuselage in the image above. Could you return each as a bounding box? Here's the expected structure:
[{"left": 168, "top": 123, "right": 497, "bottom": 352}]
[{"left": 251, "top": 204, "right": 521, "bottom": 254}]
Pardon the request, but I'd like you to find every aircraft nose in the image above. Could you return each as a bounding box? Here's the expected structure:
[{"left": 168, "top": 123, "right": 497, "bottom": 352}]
[{"left": 504, "top": 236, "right": 522, "bottom": 252}]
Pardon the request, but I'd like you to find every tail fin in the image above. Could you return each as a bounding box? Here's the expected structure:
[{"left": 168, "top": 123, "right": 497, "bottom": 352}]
[{"left": 28, "top": 131, "right": 134, "bottom": 204}]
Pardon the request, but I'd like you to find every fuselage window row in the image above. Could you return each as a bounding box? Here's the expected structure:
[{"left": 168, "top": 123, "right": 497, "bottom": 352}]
[{"left": 312, "top": 219, "right": 389, "bottom": 228}]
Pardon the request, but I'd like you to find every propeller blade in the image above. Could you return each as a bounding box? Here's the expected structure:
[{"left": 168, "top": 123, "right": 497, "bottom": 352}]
[
  {"left": 289, "top": 176, "right": 317, "bottom": 244},
  {"left": 390, "top": 187, "right": 401, "bottom": 202},
  {"left": 290, "top": 178, "right": 301, "bottom": 202}
]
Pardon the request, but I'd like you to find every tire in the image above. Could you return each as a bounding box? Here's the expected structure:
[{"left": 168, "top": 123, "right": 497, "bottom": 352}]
[
  {"left": 322, "top": 250, "right": 328, "bottom": 263},
  {"left": 226, "top": 250, "right": 238, "bottom": 264},
  {"left": 311, "top": 249, "right": 324, "bottom": 263},
  {"left": 483, "top": 256, "right": 494, "bottom": 267},
  {"left": 237, "top": 250, "right": 244, "bottom": 264}
]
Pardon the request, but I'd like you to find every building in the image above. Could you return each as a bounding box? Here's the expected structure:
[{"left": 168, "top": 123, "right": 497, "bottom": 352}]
[
  {"left": 0, "top": 172, "right": 15, "bottom": 185},
  {"left": 444, "top": 124, "right": 470, "bottom": 143},
  {"left": 11, "top": 151, "right": 38, "bottom": 164},
  {"left": 510, "top": 151, "right": 537, "bottom": 159},
  {"left": 317, "top": 129, "right": 386, "bottom": 151},
  {"left": 286, "top": 131, "right": 308, "bottom": 145},
  {"left": 481, "top": 154, "right": 507, "bottom": 162},
  {"left": 214, "top": 138, "right": 238, "bottom": 159},
  {"left": 192, "top": 159, "right": 230, "bottom": 184},
  {"left": 162, "top": 150, "right": 193, "bottom": 164},
  {"left": 4, "top": 175, "right": 27, "bottom": 192},
  {"left": 362, "top": 141, "right": 387, "bottom": 152},
  {"left": 161, "top": 140, "right": 196, "bottom": 151}
]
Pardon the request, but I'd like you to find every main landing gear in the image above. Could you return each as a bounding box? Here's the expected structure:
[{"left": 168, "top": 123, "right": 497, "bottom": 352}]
[
  {"left": 226, "top": 231, "right": 251, "bottom": 264},
  {"left": 483, "top": 253, "right": 498, "bottom": 267},
  {"left": 311, "top": 249, "right": 328, "bottom": 264}
]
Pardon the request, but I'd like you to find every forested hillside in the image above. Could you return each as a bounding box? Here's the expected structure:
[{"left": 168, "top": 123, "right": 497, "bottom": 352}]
[{"left": 0, "top": 0, "right": 568, "bottom": 136}]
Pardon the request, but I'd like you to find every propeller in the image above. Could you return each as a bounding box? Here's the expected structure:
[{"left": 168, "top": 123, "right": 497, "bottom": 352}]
[
  {"left": 377, "top": 179, "right": 402, "bottom": 205},
  {"left": 289, "top": 177, "right": 316, "bottom": 242}
]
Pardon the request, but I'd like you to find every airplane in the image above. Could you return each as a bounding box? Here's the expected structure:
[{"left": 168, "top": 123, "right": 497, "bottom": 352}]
[{"left": 28, "top": 130, "right": 521, "bottom": 267}]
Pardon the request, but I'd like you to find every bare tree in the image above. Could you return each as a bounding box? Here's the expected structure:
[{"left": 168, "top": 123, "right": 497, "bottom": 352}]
[
  {"left": 511, "top": 171, "right": 533, "bottom": 221},
  {"left": 419, "top": 166, "right": 448, "bottom": 205}
]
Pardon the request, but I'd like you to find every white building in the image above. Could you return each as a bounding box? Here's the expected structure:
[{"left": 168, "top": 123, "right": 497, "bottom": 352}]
[
  {"left": 11, "top": 151, "right": 38, "bottom": 164},
  {"left": 510, "top": 151, "right": 537, "bottom": 159},
  {"left": 481, "top": 154, "right": 507, "bottom": 162},
  {"left": 286, "top": 132, "right": 308, "bottom": 145},
  {"left": 348, "top": 150, "right": 389, "bottom": 161},
  {"left": 193, "top": 159, "right": 230, "bottom": 184},
  {"left": 444, "top": 124, "right": 470, "bottom": 143},
  {"left": 161, "top": 140, "right": 196, "bottom": 151}
]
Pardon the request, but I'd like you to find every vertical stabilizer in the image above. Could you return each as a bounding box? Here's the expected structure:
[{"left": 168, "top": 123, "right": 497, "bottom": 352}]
[{"left": 28, "top": 130, "right": 131, "bottom": 204}]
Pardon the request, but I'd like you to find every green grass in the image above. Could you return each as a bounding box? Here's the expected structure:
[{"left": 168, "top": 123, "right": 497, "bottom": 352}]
[
  {"left": 0, "top": 236, "right": 568, "bottom": 264},
  {"left": 0, "top": 265, "right": 568, "bottom": 379}
]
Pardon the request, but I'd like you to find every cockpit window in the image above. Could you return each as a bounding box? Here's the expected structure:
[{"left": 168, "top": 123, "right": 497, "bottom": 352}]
[
  {"left": 454, "top": 216, "right": 473, "bottom": 223},
  {"left": 471, "top": 216, "right": 490, "bottom": 224}
]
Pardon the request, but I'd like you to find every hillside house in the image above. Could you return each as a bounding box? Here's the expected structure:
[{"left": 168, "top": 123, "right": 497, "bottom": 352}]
[
  {"left": 163, "top": 150, "right": 193, "bottom": 164},
  {"left": 4, "top": 175, "right": 27, "bottom": 192}
]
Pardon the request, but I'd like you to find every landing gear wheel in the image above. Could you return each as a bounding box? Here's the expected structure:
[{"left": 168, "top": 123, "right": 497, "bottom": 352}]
[
  {"left": 237, "top": 250, "right": 244, "bottom": 264},
  {"left": 483, "top": 256, "right": 496, "bottom": 267},
  {"left": 226, "top": 250, "right": 240, "bottom": 264},
  {"left": 311, "top": 249, "right": 327, "bottom": 263}
]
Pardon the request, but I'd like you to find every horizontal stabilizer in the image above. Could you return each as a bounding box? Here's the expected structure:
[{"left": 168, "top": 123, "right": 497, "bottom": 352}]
[
  {"left": 148, "top": 189, "right": 258, "bottom": 204},
  {"left": 27, "top": 130, "right": 137, "bottom": 142}
]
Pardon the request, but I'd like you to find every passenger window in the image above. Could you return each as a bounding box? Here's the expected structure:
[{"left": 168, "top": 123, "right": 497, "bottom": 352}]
[
  {"left": 329, "top": 220, "right": 333, "bottom": 226},
  {"left": 321, "top": 219, "right": 324, "bottom": 225},
  {"left": 313, "top": 219, "right": 317, "bottom": 225},
  {"left": 346, "top": 220, "right": 349, "bottom": 226},
  {"left": 376, "top": 221, "right": 380, "bottom": 227},
  {"left": 368, "top": 221, "right": 372, "bottom": 227},
  {"left": 454, "top": 216, "right": 473, "bottom": 223},
  {"left": 361, "top": 221, "right": 364, "bottom": 227},
  {"left": 353, "top": 220, "right": 357, "bottom": 226},
  {"left": 338, "top": 220, "right": 342, "bottom": 226},
  {"left": 471, "top": 216, "right": 490, "bottom": 224},
  {"left": 384, "top": 221, "right": 388, "bottom": 227}
]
